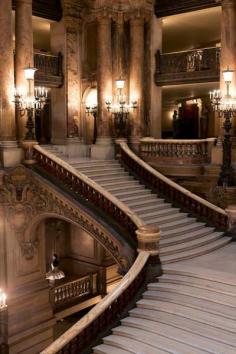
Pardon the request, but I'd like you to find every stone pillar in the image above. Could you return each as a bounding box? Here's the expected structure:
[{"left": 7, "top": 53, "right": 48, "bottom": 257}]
[
  {"left": 91, "top": 15, "right": 114, "bottom": 159},
  {"left": 113, "top": 13, "right": 127, "bottom": 92},
  {"left": 150, "top": 16, "right": 162, "bottom": 138},
  {"left": 97, "top": 17, "right": 113, "bottom": 143},
  {"left": 0, "top": 0, "right": 21, "bottom": 167},
  {"left": 216, "top": 0, "right": 236, "bottom": 136},
  {"left": 51, "top": 2, "right": 87, "bottom": 157},
  {"left": 129, "top": 16, "right": 145, "bottom": 149},
  {"left": 15, "top": 0, "right": 34, "bottom": 141}
]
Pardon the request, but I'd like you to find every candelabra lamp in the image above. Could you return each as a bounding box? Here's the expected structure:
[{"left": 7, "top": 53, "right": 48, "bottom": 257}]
[
  {"left": 210, "top": 68, "right": 236, "bottom": 186},
  {"left": 14, "top": 66, "right": 48, "bottom": 141},
  {"left": 106, "top": 79, "right": 137, "bottom": 139}
]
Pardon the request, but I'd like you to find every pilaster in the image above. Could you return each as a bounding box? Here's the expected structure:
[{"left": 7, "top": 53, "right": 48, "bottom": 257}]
[{"left": 0, "top": 0, "right": 21, "bottom": 167}]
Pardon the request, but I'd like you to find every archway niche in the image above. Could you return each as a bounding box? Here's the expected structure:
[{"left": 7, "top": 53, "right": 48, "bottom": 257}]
[{"left": 44, "top": 217, "right": 120, "bottom": 287}]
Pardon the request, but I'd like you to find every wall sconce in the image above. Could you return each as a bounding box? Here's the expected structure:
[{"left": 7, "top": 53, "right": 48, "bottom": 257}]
[
  {"left": 14, "top": 65, "right": 48, "bottom": 141},
  {"left": 0, "top": 289, "right": 7, "bottom": 310},
  {"left": 85, "top": 88, "right": 97, "bottom": 144},
  {"left": 105, "top": 79, "right": 138, "bottom": 139}
]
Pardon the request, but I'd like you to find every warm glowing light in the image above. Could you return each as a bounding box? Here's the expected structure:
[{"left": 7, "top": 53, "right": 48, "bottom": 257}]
[
  {"left": 0, "top": 288, "right": 7, "bottom": 309},
  {"left": 223, "top": 68, "right": 234, "bottom": 83},
  {"left": 24, "top": 66, "right": 37, "bottom": 80},
  {"left": 116, "top": 79, "right": 125, "bottom": 90},
  {"left": 86, "top": 88, "right": 98, "bottom": 108}
]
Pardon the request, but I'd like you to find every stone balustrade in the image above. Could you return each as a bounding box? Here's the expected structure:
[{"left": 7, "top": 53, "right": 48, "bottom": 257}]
[
  {"left": 140, "top": 137, "right": 216, "bottom": 164},
  {"left": 118, "top": 141, "right": 227, "bottom": 229},
  {"left": 50, "top": 273, "right": 98, "bottom": 308},
  {"left": 34, "top": 51, "right": 63, "bottom": 87},
  {"left": 155, "top": 47, "right": 220, "bottom": 85}
]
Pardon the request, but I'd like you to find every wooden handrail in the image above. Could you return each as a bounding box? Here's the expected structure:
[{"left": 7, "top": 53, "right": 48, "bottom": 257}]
[
  {"left": 118, "top": 142, "right": 227, "bottom": 229},
  {"left": 33, "top": 145, "right": 143, "bottom": 243},
  {"left": 40, "top": 251, "right": 149, "bottom": 354}
]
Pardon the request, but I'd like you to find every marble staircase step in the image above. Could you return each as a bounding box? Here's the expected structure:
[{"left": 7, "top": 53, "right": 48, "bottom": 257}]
[
  {"left": 121, "top": 316, "right": 236, "bottom": 354},
  {"left": 132, "top": 201, "right": 171, "bottom": 212},
  {"left": 143, "top": 290, "right": 236, "bottom": 319},
  {"left": 103, "top": 334, "right": 169, "bottom": 354},
  {"left": 147, "top": 281, "right": 236, "bottom": 307},
  {"left": 161, "top": 222, "right": 206, "bottom": 237},
  {"left": 160, "top": 232, "right": 224, "bottom": 256},
  {"left": 137, "top": 298, "right": 236, "bottom": 333},
  {"left": 122, "top": 195, "right": 163, "bottom": 205},
  {"left": 113, "top": 189, "right": 151, "bottom": 198},
  {"left": 130, "top": 307, "right": 236, "bottom": 347},
  {"left": 106, "top": 184, "right": 144, "bottom": 193},
  {"left": 112, "top": 325, "right": 208, "bottom": 354},
  {"left": 161, "top": 227, "right": 215, "bottom": 243},
  {"left": 153, "top": 217, "right": 195, "bottom": 231},
  {"left": 136, "top": 206, "right": 179, "bottom": 218},
  {"left": 142, "top": 211, "right": 188, "bottom": 223},
  {"left": 93, "top": 344, "right": 131, "bottom": 354},
  {"left": 161, "top": 237, "right": 230, "bottom": 264},
  {"left": 159, "top": 273, "right": 236, "bottom": 295}
]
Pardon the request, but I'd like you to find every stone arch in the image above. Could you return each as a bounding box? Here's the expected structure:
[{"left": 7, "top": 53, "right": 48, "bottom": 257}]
[{"left": 25, "top": 209, "right": 134, "bottom": 272}]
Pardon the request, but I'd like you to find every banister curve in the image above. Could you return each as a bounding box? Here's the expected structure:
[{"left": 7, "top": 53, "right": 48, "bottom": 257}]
[
  {"left": 120, "top": 142, "right": 226, "bottom": 217},
  {"left": 40, "top": 251, "right": 150, "bottom": 354},
  {"left": 33, "top": 145, "right": 144, "bottom": 233}
]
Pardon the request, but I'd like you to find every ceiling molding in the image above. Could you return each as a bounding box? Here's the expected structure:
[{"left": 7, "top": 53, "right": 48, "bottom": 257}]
[
  {"left": 12, "top": 0, "right": 62, "bottom": 22},
  {"left": 155, "top": 0, "right": 221, "bottom": 18}
]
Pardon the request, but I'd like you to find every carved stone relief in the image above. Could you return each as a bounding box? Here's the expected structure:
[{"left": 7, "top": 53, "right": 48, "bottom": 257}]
[{"left": 0, "top": 167, "right": 132, "bottom": 270}]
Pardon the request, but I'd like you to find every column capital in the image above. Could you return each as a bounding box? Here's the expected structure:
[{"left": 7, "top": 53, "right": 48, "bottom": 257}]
[
  {"left": 95, "top": 9, "right": 113, "bottom": 24},
  {"left": 136, "top": 225, "right": 160, "bottom": 255},
  {"left": 126, "top": 9, "right": 152, "bottom": 23}
]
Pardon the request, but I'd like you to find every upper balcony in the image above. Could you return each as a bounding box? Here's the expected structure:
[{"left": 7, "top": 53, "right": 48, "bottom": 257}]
[
  {"left": 155, "top": 0, "right": 220, "bottom": 18},
  {"left": 155, "top": 47, "right": 220, "bottom": 86},
  {"left": 34, "top": 51, "right": 63, "bottom": 88}
]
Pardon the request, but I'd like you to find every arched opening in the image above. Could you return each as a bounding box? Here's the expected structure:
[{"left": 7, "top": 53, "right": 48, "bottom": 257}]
[{"left": 31, "top": 216, "right": 122, "bottom": 338}]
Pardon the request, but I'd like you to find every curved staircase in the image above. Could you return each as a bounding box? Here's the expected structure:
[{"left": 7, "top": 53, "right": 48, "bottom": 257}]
[
  {"left": 94, "top": 266, "right": 236, "bottom": 354},
  {"left": 43, "top": 145, "right": 231, "bottom": 264},
  {"left": 38, "top": 145, "right": 236, "bottom": 354}
]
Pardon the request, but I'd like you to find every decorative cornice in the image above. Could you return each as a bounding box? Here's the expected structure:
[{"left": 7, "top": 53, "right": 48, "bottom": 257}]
[{"left": 155, "top": 0, "right": 220, "bottom": 18}]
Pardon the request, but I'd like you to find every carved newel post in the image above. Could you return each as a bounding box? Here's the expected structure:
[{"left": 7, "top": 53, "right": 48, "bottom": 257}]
[
  {"left": 226, "top": 205, "right": 236, "bottom": 240},
  {"left": 136, "top": 224, "right": 162, "bottom": 279}
]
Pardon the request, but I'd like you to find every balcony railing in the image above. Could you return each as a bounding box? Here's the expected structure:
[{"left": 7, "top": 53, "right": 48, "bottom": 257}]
[
  {"left": 50, "top": 272, "right": 99, "bottom": 308},
  {"left": 155, "top": 47, "right": 220, "bottom": 86},
  {"left": 34, "top": 51, "right": 63, "bottom": 88},
  {"left": 140, "top": 137, "right": 216, "bottom": 165},
  {"left": 155, "top": 0, "right": 220, "bottom": 18}
]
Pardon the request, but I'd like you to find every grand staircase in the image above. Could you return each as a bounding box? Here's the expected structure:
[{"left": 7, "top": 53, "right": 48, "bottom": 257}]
[
  {"left": 94, "top": 266, "right": 236, "bottom": 354},
  {"left": 43, "top": 145, "right": 231, "bottom": 265},
  {"left": 39, "top": 145, "right": 235, "bottom": 354}
]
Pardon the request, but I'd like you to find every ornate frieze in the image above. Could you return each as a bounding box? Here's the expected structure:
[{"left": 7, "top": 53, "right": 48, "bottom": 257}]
[{"left": 0, "top": 167, "right": 132, "bottom": 269}]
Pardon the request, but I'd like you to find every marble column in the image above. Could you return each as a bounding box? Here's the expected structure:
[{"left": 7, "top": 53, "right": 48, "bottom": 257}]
[
  {"left": 0, "top": 0, "right": 21, "bottom": 167},
  {"left": 150, "top": 16, "right": 162, "bottom": 138},
  {"left": 51, "top": 17, "right": 86, "bottom": 157},
  {"left": 96, "top": 16, "right": 113, "bottom": 144},
  {"left": 216, "top": 0, "right": 236, "bottom": 137},
  {"left": 129, "top": 16, "right": 145, "bottom": 148},
  {"left": 91, "top": 16, "right": 113, "bottom": 159},
  {"left": 15, "top": 0, "right": 34, "bottom": 141},
  {"left": 113, "top": 14, "right": 127, "bottom": 93}
]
